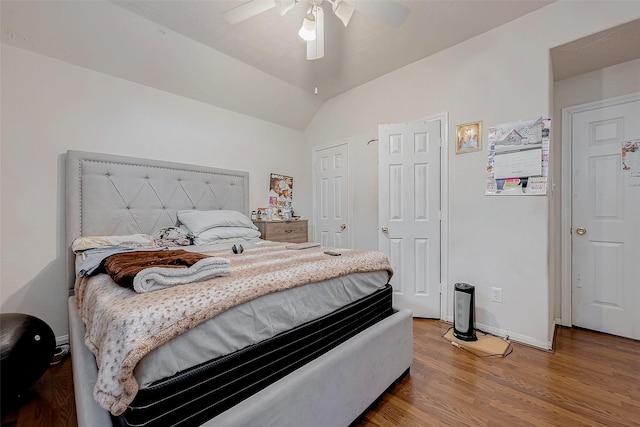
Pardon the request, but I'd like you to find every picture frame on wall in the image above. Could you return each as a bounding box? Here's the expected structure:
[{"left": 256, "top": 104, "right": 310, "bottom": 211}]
[
  {"left": 455, "top": 121, "right": 482, "bottom": 154},
  {"left": 269, "top": 173, "right": 293, "bottom": 207}
]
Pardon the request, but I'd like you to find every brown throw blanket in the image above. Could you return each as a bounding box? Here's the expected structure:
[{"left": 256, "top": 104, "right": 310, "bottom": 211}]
[
  {"left": 104, "top": 249, "right": 210, "bottom": 288},
  {"left": 75, "top": 243, "right": 393, "bottom": 416}
]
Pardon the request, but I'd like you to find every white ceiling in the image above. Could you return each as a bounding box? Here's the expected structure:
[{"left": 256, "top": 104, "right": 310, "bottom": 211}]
[
  {"left": 112, "top": 0, "right": 553, "bottom": 98},
  {"left": 2, "top": 1, "right": 638, "bottom": 130},
  {"left": 550, "top": 18, "right": 640, "bottom": 81}
]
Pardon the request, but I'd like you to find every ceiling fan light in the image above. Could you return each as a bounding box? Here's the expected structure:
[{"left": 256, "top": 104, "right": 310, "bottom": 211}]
[
  {"left": 274, "top": 0, "right": 297, "bottom": 16},
  {"left": 298, "top": 14, "right": 316, "bottom": 41},
  {"left": 332, "top": 0, "right": 354, "bottom": 27}
]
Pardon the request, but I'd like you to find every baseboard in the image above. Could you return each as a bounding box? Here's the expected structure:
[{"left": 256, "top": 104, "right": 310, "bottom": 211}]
[{"left": 474, "top": 322, "right": 550, "bottom": 350}]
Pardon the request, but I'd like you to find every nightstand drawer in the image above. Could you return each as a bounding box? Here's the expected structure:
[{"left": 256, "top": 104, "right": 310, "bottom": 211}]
[{"left": 253, "top": 220, "right": 308, "bottom": 243}]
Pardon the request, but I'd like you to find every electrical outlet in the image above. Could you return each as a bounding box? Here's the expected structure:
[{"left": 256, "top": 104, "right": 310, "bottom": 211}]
[{"left": 491, "top": 287, "right": 503, "bottom": 303}]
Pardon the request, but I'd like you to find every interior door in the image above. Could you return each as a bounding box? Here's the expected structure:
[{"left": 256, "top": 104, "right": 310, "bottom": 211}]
[
  {"left": 313, "top": 143, "right": 350, "bottom": 247},
  {"left": 572, "top": 97, "right": 640, "bottom": 340},
  {"left": 379, "top": 120, "right": 441, "bottom": 318}
]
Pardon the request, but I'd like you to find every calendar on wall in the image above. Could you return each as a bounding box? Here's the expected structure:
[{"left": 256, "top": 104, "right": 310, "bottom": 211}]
[{"left": 485, "top": 116, "right": 550, "bottom": 196}]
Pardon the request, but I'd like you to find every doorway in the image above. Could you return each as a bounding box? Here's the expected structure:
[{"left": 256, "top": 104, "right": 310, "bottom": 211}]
[
  {"left": 313, "top": 142, "right": 350, "bottom": 248},
  {"left": 378, "top": 118, "right": 446, "bottom": 318},
  {"left": 562, "top": 93, "right": 640, "bottom": 340}
]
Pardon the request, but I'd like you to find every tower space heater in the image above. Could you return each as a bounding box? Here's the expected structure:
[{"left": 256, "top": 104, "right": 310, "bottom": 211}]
[{"left": 453, "top": 283, "right": 477, "bottom": 341}]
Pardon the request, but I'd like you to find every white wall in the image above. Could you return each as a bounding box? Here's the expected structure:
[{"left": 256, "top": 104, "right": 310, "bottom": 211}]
[
  {"left": 2, "top": 2, "right": 639, "bottom": 349},
  {"left": 554, "top": 58, "right": 640, "bottom": 120},
  {"left": 304, "top": 2, "right": 640, "bottom": 348},
  {"left": 0, "top": 44, "right": 307, "bottom": 341}
]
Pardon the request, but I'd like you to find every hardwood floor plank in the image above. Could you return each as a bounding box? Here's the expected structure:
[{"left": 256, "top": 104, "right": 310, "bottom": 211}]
[
  {"left": 3, "top": 320, "right": 639, "bottom": 427},
  {"left": 355, "top": 320, "right": 640, "bottom": 427}
]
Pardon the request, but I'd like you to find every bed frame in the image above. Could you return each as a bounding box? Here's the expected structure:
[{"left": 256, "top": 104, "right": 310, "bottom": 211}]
[{"left": 65, "top": 150, "right": 413, "bottom": 427}]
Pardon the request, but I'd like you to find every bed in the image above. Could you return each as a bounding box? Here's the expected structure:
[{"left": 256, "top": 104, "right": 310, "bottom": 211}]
[{"left": 66, "top": 150, "right": 413, "bottom": 427}]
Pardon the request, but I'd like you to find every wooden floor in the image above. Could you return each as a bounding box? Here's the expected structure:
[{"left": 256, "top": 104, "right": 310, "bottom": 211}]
[
  {"left": 2, "top": 319, "right": 639, "bottom": 427},
  {"left": 354, "top": 320, "right": 640, "bottom": 427}
]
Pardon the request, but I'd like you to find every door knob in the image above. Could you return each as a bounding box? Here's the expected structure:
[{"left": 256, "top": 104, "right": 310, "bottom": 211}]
[
  {"left": 340, "top": 224, "right": 347, "bottom": 231},
  {"left": 381, "top": 227, "right": 388, "bottom": 233},
  {"left": 576, "top": 227, "right": 587, "bottom": 235}
]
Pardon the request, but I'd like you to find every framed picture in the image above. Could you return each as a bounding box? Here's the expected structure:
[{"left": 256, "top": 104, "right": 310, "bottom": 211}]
[
  {"left": 455, "top": 121, "right": 482, "bottom": 154},
  {"left": 269, "top": 173, "right": 293, "bottom": 207}
]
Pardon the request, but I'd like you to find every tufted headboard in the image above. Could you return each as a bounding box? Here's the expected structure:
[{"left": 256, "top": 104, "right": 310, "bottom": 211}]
[{"left": 65, "top": 150, "right": 250, "bottom": 289}]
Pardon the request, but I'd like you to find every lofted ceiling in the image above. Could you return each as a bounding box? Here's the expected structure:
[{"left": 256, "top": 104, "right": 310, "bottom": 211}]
[
  {"left": 111, "top": 0, "right": 553, "bottom": 99},
  {"left": 2, "top": 1, "right": 638, "bottom": 130}
]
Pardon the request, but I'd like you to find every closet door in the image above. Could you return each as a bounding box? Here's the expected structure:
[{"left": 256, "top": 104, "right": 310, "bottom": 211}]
[
  {"left": 313, "top": 142, "right": 350, "bottom": 248},
  {"left": 379, "top": 120, "right": 441, "bottom": 318}
]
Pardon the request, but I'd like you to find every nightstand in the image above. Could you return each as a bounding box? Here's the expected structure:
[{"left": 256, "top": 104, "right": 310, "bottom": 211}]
[{"left": 253, "top": 219, "right": 308, "bottom": 243}]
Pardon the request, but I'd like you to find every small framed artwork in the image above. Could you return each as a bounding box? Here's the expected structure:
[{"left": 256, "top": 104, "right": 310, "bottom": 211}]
[
  {"left": 269, "top": 173, "right": 293, "bottom": 207},
  {"left": 455, "top": 121, "right": 482, "bottom": 154}
]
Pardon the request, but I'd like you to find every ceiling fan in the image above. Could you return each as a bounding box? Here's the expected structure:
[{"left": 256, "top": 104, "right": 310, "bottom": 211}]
[{"left": 221, "top": 0, "right": 410, "bottom": 60}]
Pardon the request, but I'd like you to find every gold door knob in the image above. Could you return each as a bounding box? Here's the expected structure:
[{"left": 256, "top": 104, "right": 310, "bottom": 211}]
[
  {"left": 576, "top": 227, "right": 587, "bottom": 235},
  {"left": 381, "top": 227, "right": 389, "bottom": 233},
  {"left": 340, "top": 224, "right": 347, "bottom": 231}
]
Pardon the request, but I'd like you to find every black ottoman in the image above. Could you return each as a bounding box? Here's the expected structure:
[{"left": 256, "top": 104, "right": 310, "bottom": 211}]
[{"left": 0, "top": 313, "right": 56, "bottom": 407}]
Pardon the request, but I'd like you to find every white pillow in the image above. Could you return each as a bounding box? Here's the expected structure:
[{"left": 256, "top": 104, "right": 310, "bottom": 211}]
[
  {"left": 177, "top": 210, "right": 257, "bottom": 235},
  {"left": 193, "top": 227, "right": 261, "bottom": 245}
]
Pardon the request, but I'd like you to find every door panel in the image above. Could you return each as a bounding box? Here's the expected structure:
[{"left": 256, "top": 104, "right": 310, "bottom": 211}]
[{"left": 379, "top": 121, "right": 441, "bottom": 318}]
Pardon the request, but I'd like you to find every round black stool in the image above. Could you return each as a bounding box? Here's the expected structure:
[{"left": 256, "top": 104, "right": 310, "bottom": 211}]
[{"left": 0, "top": 313, "right": 55, "bottom": 407}]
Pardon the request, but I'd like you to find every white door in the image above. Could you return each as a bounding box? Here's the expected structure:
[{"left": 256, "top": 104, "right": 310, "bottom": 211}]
[
  {"left": 379, "top": 121, "right": 441, "bottom": 318},
  {"left": 572, "top": 96, "right": 640, "bottom": 340},
  {"left": 314, "top": 143, "right": 350, "bottom": 248}
]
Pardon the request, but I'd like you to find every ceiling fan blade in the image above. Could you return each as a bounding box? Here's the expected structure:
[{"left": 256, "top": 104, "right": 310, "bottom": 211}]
[
  {"left": 274, "top": 0, "right": 297, "bottom": 16},
  {"left": 307, "top": 6, "right": 324, "bottom": 60},
  {"left": 221, "top": 0, "right": 276, "bottom": 24},
  {"left": 349, "top": 0, "right": 409, "bottom": 27}
]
